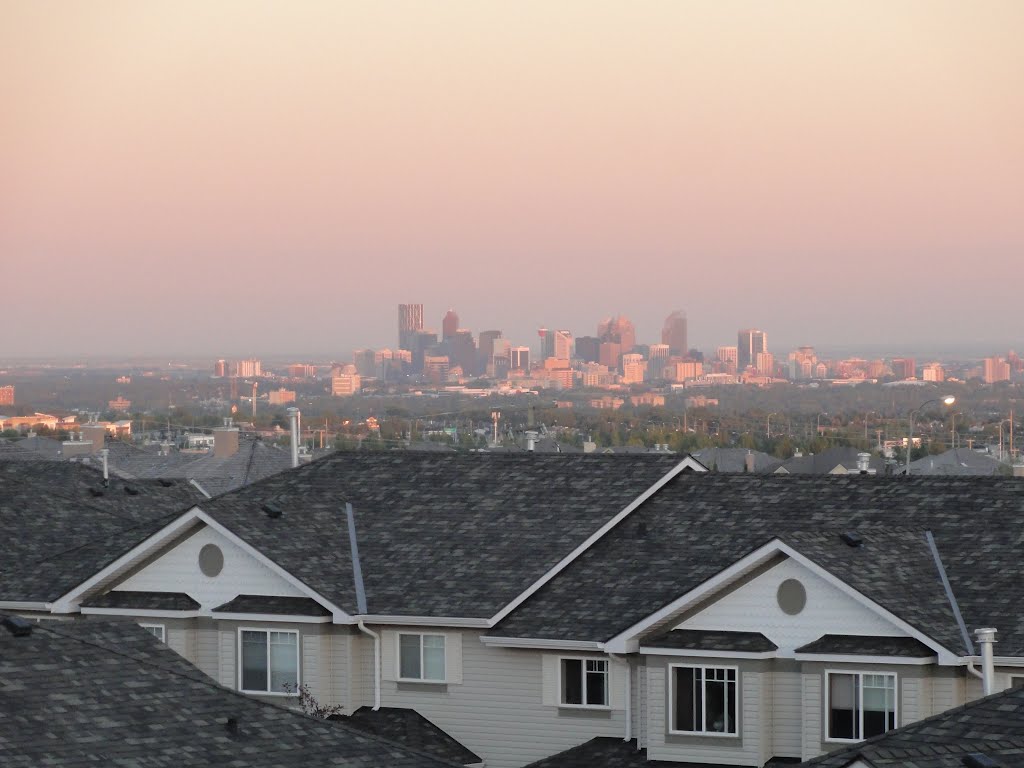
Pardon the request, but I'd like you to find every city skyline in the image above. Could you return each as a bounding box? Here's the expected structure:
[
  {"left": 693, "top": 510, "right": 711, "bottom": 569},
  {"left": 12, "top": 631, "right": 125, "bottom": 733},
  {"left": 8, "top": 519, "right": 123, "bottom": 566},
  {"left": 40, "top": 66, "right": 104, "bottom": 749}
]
[{"left": 3, "top": 1, "right": 1022, "bottom": 357}]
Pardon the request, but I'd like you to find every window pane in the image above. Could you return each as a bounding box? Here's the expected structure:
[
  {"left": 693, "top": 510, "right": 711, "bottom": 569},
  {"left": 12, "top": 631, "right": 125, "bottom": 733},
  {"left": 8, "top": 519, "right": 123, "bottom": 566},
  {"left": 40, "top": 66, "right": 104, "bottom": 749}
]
[
  {"left": 829, "top": 674, "right": 859, "bottom": 740},
  {"left": 241, "top": 631, "right": 268, "bottom": 691},
  {"left": 726, "top": 678, "right": 737, "bottom": 734},
  {"left": 863, "top": 674, "right": 895, "bottom": 738},
  {"left": 143, "top": 625, "right": 165, "bottom": 643},
  {"left": 705, "top": 676, "right": 727, "bottom": 733},
  {"left": 269, "top": 632, "right": 298, "bottom": 693},
  {"left": 561, "top": 659, "right": 583, "bottom": 704},
  {"left": 423, "top": 636, "right": 445, "bottom": 681},
  {"left": 674, "top": 667, "right": 697, "bottom": 731},
  {"left": 586, "top": 664, "right": 607, "bottom": 706},
  {"left": 399, "top": 635, "right": 421, "bottom": 679}
]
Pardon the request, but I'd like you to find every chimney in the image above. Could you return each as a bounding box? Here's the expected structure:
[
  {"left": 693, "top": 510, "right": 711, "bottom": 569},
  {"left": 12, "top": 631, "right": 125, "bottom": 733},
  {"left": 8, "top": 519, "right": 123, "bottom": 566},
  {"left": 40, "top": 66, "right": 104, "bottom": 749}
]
[
  {"left": 212, "top": 422, "right": 239, "bottom": 459},
  {"left": 288, "top": 407, "right": 300, "bottom": 468},
  {"left": 975, "top": 627, "right": 997, "bottom": 695},
  {"left": 81, "top": 424, "right": 107, "bottom": 454},
  {"left": 856, "top": 452, "right": 871, "bottom": 473},
  {"left": 744, "top": 451, "right": 756, "bottom": 473}
]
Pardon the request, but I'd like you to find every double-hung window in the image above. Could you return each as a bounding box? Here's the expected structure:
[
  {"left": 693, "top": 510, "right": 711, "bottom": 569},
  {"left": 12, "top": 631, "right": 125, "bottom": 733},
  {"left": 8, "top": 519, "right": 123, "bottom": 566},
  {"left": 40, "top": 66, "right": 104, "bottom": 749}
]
[
  {"left": 827, "top": 671, "right": 896, "bottom": 741},
  {"left": 398, "top": 633, "right": 446, "bottom": 682},
  {"left": 560, "top": 658, "right": 609, "bottom": 707},
  {"left": 140, "top": 624, "right": 165, "bottom": 643},
  {"left": 670, "top": 665, "right": 738, "bottom": 736},
  {"left": 239, "top": 629, "right": 299, "bottom": 694}
]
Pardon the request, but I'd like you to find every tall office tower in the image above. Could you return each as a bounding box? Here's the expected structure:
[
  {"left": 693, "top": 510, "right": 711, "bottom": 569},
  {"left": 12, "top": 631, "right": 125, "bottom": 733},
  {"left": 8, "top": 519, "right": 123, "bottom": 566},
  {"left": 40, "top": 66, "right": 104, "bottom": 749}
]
[
  {"left": 788, "top": 346, "right": 817, "bottom": 380},
  {"left": 755, "top": 352, "right": 774, "bottom": 376},
  {"left": 214, "top": 359, "right": 227, "bottom": 378},
  {"left": 442, "top": 309, "right": 459, "bottom": 340},
  {"left": 477, "top": 330, "right": 502, "bottom": 375},
  {"left": 922, "top": 363, "right": 945, "bottom": 382},
  {"left": 891, "top": 357, "right": 916, "bottom": 380},
  {"left": 553, "top": 330, "right": 572, "bottom": 361},
  {"left": 0, "top": 385, "right": 13, "bottom": 406},
  {"left": 411, "top": 330, "right": 438, "bottom": 373},
  {"left": 423, "top": 355, "right": 450, "bottom": 385},
  {"left": 490, "top": 339, "right": 512, "bottom": 378},
  {"left": 648, "top": 343, "right": 670, "bottom": 362},
  {"left": 737, "top": 330, "right": 767, "bottom": 373},
  {"left": 621, "top": 353, "right": 647, "bottom": 384},
  {"left": 575, "top": 336, "right": 600, "bottom": 363},
  {"left": 352, "top": 349, "right": 377, "bottom": 378},
  {"left": 398, "top": 304, "right": 424, "bottom": 350},
  {"left": 538, "top": 328, "right": 554, "bottom": 360},
  {"left": 233, "top": 358, "right": 262, "bottom": 378},
  {"left": 511, "top": 346, "right": 531, "bottom": 370},
  {"left": 450, "top": 330, "right": 477, "bottom": 373},
  {"left": 598, "top": 315, "right": 636, "bottom": 354},
  {"left": 984, "top": 357, "right": 1011, "bottom": 384},
  {"left": 661, "top": 311, "right": 688, "bottom": 356}
]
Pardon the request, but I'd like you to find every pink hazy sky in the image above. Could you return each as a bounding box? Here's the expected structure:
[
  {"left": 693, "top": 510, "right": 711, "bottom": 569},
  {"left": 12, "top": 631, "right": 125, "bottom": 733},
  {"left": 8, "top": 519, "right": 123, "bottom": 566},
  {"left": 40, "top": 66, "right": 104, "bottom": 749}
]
[{"left": 2, "top": 1, "right": 1022, "bottom": 358}]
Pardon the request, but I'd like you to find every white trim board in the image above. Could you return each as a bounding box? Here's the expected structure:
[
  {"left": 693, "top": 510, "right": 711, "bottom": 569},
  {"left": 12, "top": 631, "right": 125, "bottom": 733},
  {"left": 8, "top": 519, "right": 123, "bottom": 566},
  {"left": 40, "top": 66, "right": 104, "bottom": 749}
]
[
  {"left": 640, "top": 647, "right": 777, "bottom": 660},
  {"left": 480, "top": 636, "right": 605, "bottom": 651},
  {"left": 603, "top": 538, "right": 957, "bottom": 664},
  {"left": 488, "top": 456, "right": 705, "bottom": 626},
  {"left": 359, "top": 615, "right": 490, "bottom": 628}
]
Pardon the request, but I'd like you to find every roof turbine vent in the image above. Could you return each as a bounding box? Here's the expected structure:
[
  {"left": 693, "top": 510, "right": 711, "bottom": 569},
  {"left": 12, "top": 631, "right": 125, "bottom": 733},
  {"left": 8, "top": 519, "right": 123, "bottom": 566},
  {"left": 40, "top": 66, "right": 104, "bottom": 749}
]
[{"left": 839, "top": 531, "right": 863, "bottom": 548}]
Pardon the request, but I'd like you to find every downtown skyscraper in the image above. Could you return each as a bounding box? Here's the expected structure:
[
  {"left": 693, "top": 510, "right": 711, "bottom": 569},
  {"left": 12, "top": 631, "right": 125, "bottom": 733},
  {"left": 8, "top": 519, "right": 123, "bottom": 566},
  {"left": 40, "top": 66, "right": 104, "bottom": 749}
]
[
  {"left": 398, "top": 304, "right": 424, "bottom": 351},
  {"left": 661, "top": 310, "right": 688, "bottom": 357},
  {"left": 737, "top": 329, "right": 767, "bottom": 373}
]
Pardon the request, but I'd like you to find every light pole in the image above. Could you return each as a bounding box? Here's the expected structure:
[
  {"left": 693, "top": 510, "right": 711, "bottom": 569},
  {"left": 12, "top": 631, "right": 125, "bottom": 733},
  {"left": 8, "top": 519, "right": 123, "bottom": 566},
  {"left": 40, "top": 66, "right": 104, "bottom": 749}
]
[
  {"left": 906, "top": 396, "right": 955, "bottom": 476},
  {"left": 767, "top": 413, "right": 777, "bottom": 440},
  {"left": 999, "top": 418, "right": 1012, "bottom": 462}
]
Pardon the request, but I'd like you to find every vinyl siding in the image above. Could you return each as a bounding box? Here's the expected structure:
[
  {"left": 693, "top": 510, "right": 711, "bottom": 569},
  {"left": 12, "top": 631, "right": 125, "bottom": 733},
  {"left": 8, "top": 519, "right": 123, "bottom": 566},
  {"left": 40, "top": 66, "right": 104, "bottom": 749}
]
[
  {"left": 801, "top": 669, "right": 822, "bottom": 761},
  {"left": 771, "top": 662, "right": 802, "bottom": 758}
]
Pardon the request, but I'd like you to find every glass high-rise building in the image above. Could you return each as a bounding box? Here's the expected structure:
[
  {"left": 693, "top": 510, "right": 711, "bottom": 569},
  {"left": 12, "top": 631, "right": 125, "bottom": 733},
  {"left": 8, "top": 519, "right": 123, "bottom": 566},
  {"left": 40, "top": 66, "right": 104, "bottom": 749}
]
[
  {"left": 661, "top": 311, "right": 688, "bottom": 357},
  {"left": 737, "top": 329, "right": 767, "bottom": 373},
  {"left": 398, "top": 304, "right": 424, "bottom": 350}
]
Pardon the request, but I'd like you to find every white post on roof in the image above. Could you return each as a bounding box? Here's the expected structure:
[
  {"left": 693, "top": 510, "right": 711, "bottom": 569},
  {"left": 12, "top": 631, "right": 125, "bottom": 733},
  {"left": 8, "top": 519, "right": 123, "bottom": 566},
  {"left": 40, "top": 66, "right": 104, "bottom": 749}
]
[
  {"left": 975, "top": 627, "right": 997, "bottom": 695},
  {"left": 287, "top": 407, "right": 300, "bottom": 468},
  {"left": 100, "top": 448, "right": 109, "bottom": 482}
]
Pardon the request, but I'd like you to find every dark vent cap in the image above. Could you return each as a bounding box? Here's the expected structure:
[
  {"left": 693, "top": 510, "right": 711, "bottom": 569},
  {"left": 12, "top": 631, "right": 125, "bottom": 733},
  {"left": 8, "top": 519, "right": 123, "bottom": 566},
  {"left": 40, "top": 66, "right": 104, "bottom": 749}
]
[
  {"left": 158, "top": 479, "right": 174, "bottom": 487},
  {"left": 840, "top": 531, "right": 863, "bottom": 548},
  {"left": 963, "top": 755, "right": 1001, "bottom": 768},
  {"left": 224, "top": 717, "right": 239, "bottom": 735},
  {"left": 3, "top": 616, "right": 33, "bottom": 637},
  {"left": 262, "top": 503, "right": 282, "bottom": 519},
  {"left": 124, "top": 485, "right": 139, "bottom": 496}
]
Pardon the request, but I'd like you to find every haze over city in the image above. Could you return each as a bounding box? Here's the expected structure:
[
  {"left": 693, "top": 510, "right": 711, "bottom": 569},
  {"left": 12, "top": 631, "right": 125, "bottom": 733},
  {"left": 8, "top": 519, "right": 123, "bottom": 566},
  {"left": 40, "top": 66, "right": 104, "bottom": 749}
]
[{"left": 3, "top": 0, "right": 1022, "bottom": 358}]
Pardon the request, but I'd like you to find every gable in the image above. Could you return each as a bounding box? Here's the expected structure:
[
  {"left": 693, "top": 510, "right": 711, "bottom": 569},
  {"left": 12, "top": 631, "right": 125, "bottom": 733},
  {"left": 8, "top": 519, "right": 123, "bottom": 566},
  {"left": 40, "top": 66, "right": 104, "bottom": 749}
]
[
  {"left": 674, "top": 557, "right": 907, "bottom": 654},
  {"left": 113, "top": 524, "right": 306, "bottom": 610}
]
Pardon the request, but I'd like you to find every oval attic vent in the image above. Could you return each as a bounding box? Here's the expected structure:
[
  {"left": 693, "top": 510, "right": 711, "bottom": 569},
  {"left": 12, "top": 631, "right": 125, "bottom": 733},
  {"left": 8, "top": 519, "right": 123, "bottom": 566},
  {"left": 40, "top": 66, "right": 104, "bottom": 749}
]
[{"left": 198, "top": 543, "right": 224, "bottom": 577}]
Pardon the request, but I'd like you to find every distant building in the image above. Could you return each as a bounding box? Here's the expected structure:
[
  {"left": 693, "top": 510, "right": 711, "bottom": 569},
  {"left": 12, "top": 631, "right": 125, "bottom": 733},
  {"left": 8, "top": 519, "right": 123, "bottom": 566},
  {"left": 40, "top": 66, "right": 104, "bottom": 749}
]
[
  {"left": 737, "top": 329, "right": 767, "bottom": 373},
  {"left": 630, "top": 392, "right": 665, "bottom": 407},
  {"left": 108, "top": 396, "right": 131, "bottom": 412},
  {"left": 330, "top": 374, "right": 361, "bottom": 397},
  {"left": 661, "top": 310, "right": 688, "bottom": 356},
  {"left": 891, "top": 357, "right": 916, "bottom": 379},
  {"left": 232, "top": 358, "right": 262, "bottom": 378},
  {"left": 984, "top": 356, "right": 1011, "bottom": 384},
  {"left": 510, "top": 346, "right": 530, "bottom": 371},
  {"left": 450, "top": 330, "right": 477, "bottom": 375},
  {"left": 287, "top": 363, "right": 318, "bottom": 379},
  {"left": 788, "top": 346, "right": 817, "bottom": 379},
  {"left": 267, "top": 388, "right": 296, "bottom": 405},
  {"left": 669, "top": 360, "right": 704, "bottom": 382},
  {"left": 213, "top": 359, "right": 227, "bottom": 378},
  {"left": 621, "top": 353, "right": 647, "bottom": 384},
  {"left": 442, "top": 309, "right": 459, "bottom": 340},
  {"left": 477, "top": 330, "right": 503, "bottom": 375},
  {"left": 0, "top": 385, "right": 13, "bottom": 406},
  {"left": 574, "top": 336, "right": 600, "bottom": 364},
  {"left": 398, "top": 303, "right": 424, "bottom": 350},
  {"left": 755, "top": 351, "right": 774, "bottom": 377},
  {"left": 598, "top": 341, "right": 622, "bottom": 370},
  {"left": 685, "top": 395, "right": 719, "bottom": 408},
  {"left": 423, "top": 355, "right": 450, "bottom": 385},
  {"left": 647, "top": 344, "right": 670, "bottom": 364},
  {"left": 922, "top": 362, "right": 945, "bottom": 382},
  {"left": 598, "top": 315, "right": 636, "bottom": 354},
  {"left": 589, "top": 395, "right": 625, "bottom": 410}
]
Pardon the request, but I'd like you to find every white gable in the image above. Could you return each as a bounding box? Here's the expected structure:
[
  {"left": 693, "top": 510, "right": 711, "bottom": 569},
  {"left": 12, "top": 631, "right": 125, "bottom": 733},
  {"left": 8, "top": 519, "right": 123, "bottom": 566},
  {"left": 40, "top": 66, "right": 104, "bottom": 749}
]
[
  {"left": 114, "top": 524, "right": 305, "bottom": 610},
  {"left": 675, "top": 557, "right": 907, "bottom": 654}
]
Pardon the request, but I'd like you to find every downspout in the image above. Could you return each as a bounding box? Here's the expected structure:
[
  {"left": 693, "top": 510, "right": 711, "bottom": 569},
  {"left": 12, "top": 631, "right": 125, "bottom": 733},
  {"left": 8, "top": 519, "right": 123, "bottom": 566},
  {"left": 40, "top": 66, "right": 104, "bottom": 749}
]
[
  {"left": 608, "top": 652, "right": 632, "bottom": 742},
  {"left": 357, "top": 620, "right": 381, "bottom": 711},
  {"left": 347, "top": 502, "right": 379, "bottom": 710}
]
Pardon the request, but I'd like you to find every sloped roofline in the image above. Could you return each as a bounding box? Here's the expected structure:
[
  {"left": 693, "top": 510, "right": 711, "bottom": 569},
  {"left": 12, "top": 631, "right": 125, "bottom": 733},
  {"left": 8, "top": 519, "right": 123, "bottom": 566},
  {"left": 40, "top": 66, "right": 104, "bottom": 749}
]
[
  {"left": 601, "top": 538, "right": 959, "bottom": 663},
  {"left": 52, "top": 506, "right": 351, "bottom": 622},
  {"left": 488, "top": 455, "right": 708, "bottom": 626}
]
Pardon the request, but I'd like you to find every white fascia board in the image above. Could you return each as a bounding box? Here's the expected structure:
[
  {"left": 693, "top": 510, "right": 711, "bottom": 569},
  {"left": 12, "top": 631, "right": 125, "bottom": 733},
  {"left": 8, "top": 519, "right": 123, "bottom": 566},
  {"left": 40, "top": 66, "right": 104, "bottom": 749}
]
[
  {"left": 81, "top": 607, "right": 202, "bottom": 619},
  {"left": 480, "top": 636, "right": 605, "bottom": 651},
  {"left": 0, "top": 601, "right": 52, "bottom": 611},
  {"left": 793, "top": 653, "right": 936, "bottom": 666},
  {"left": 357, "top": 615, "right": 490, "bottom": 628},
  {"left": 640, "top": 647, "right": 777, "bottom": 660},
  {"left": 604, "top": 539, "right": 957, "bottom": 663},
  {"left": 51, "top": 507, "right": 204, "bottom": 612},
  {"left": 488, "top": 457, "right": 702, "bottom": 627},
  {"left": 958, "top": 656, "right": 1024, "bottom": 668},
  {"left": 210, "top": 612, "right": 332, "bottom": 624}
]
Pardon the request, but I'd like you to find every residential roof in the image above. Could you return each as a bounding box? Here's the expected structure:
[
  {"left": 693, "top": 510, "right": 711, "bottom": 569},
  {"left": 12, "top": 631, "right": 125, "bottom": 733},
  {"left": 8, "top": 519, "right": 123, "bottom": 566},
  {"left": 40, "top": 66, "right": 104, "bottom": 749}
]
[
  {"left": 520, "top": 737, "right": 800, "bottom": 767},
  {"left": 775, "top": 447, "right": 885, "bottom": 475},
  {"left": 193, "top": 452, "right": 683, "bottom": 618},
  {"left": 0, "top": 616, "right": 460, "bottom": 768},
  {"left": 0, "top": 438, "right": 60, "bottom": 462},
  {"left": 335, "top": 707, "right": 482, "bottom": 766},
  {"left": 83, "top": 590, "right": 201, "bottom": 611},
  {"left": 803, "top": 684, "right": 1024, "bottom": 767},
  {"left": 213, "top": 594, "right": 331, "bottom": 616},
  {"left": 691, "top": 447, "right": 781, "bottom": 473},
  {"left": 641, "top": 628, "right": 777, "bottom": 653},
  {"left": 794, "top": 634, "right": 937, "bottom": 657},
  {"left": 909, "top": 448, "right": 1004, "bottom": 476},
  {"left": 490, "top": 474, "right": 1024, "bottom": 656}
]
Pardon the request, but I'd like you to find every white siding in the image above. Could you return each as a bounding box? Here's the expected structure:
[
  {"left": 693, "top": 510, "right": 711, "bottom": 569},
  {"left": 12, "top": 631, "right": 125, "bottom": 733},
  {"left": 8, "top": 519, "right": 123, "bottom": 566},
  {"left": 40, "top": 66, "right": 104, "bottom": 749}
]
[
  {"left": 771, "top": 665, "right": 802, "bottom": 758},
  {"left": 676, "top": 558, "right": 907, "bottom": 653},
  {"left": 902, "top": 675, "right": 923, "bottom": 724},
  {"left": 801, "top": 671, "right": 822, "bottom": 761},
  {"left": 115, "top": 524, "right": 306, "bottom": 609}
]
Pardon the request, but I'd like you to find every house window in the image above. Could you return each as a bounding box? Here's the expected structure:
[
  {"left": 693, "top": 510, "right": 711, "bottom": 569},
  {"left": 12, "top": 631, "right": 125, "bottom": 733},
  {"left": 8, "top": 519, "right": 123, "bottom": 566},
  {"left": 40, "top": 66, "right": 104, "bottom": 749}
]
[
  {"left": 140, "top": 624, "right": 165, "bottom": 643},
  {"left": 398, "top": 633, "right": 446, "bottom": 682},
  {"left": 1010, "top": 675, "right": 1024, "bottom": 689},
  {"left": 827, "top": 672, "right": 896, "bottom": 741},
  {"left": 670, "top": 665, "right": 738, "bottom": 736},
  {"left": 560, "top": 658, "right": 609, "bottom": 707},
  {"left": 239, "top": 629, "right": 299, "bottom": 694}
]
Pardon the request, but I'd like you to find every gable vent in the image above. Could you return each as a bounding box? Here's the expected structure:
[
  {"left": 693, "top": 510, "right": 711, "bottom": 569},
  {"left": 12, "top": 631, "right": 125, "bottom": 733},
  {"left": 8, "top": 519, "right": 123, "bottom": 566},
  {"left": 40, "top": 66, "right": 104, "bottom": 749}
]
[
  {"left": 962, "top": 755, "right": 1000, "bottom": 768},
  {"left": 3, "top": 616, "right": 33, "bottom": 637},
  {"left": 262, "top": 503, "right": 283, "bottom": 519},
  {"left": 839, "top": 531, "right": 863, "bottom": 548}
]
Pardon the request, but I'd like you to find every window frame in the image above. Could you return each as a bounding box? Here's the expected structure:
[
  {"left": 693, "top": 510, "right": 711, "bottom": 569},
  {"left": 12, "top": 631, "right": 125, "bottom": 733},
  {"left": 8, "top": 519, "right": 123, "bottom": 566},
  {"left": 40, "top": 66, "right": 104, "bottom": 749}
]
[
  {"left": 668, "top": 663, "right": 740, "bottom": 738},
  {"left": 557, "top": 656, "right": 611, "bottom": 710},
  {"left": 396, "top": 632, "right": 447, "bottom": 683},
  {"left": 236, "top": 627, "right": 300, "bottom": 697},
  {"left": 139, "top": 623, "right": 166, "bottom": 643},
  {"left": 824, "top": 670, "right": 898, "bottom": 744}
]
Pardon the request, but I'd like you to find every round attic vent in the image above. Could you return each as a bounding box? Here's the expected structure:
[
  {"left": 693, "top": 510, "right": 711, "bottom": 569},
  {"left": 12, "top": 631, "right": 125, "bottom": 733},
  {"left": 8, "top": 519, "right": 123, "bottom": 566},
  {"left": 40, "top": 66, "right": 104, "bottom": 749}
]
[
  {"left": 777, "top": 578, "right": 807, "bottom": 615},
  {"left": 198, "top": 544, "right": 224, "bottom": 577}
]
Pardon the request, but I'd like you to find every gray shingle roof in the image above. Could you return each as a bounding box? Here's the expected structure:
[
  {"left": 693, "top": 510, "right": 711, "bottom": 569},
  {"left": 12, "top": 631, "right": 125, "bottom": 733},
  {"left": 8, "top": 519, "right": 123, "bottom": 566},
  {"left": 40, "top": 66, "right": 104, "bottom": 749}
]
[
  {"left": 83, "top": 590, "right": 200, "bottom": 610},
  {"left": 775, "top": 447, "right": 885, "bottom": 475},
  {"left": 909, "top": 448, "right": 1004, "bottom": 476},
  {"left": 213, "top": 595, "right": 331, "bottom": 616},
  {"left": 691, "top": 447, "right": 781, "bottom": 473},
  {"left": 803, "top": 685, "right": 1024, "bottom": 767},
  {"left": 0, "top": 616, "right": 459, "bottom": 767},
  {"left": 335, "top": 707, "right": 482, "bottom": 766},
  {"left": 794, "top": 634, "right": 936, "bottom": 657},
  {"left": 520, "top": 737, "right": 799, "bottom": 767},
  {"left": 489, "top": 474, "right": 1024, "bottom": 656},
  {"left": 196, "top": 452, "right": 682, "bottom": 618},
  {"left": 641, "top": 629, "right": 777, "bottom": 653}
]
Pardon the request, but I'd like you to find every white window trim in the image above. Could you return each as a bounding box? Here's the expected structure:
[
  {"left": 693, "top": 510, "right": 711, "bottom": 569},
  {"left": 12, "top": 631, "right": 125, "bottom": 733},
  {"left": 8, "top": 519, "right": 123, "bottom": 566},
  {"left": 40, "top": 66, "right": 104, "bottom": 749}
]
[
  {"left": 139, "top": 623, "right": 165, "bottom": 643},
  {"left": 237, "top": 627, "right": 300, "bottom": 697},
  {"left": 668, "top": 663, "right": 740, "bottom": 738},
  {"left": 824, "top": 669, "right": 899, "bottom": 744},
  {"left": 396, "top": 632, "right": 447, "bottom": 683},
  {"left": 557, "top": 656, "right": 612, "bottom": 710}
]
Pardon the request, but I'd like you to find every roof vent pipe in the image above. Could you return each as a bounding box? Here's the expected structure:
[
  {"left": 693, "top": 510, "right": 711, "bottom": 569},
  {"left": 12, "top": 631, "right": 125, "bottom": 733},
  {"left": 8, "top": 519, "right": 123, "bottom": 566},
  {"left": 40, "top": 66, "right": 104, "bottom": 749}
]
[
  {"left": 101, "top": 448, "right": 109, "bottom": 484},
  {"left": 857, "top": 452, "right": 871, "bottom": 473},
  {"left": 287, "top": 407, "right": 300, "bottom": 469},
  {"left": 975, "top": 627, "right": 997, "bottom": 695}
]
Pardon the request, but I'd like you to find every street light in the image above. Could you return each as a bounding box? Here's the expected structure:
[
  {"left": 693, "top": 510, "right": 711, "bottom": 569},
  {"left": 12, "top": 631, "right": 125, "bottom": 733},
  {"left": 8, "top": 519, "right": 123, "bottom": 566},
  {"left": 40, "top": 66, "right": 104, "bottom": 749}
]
[
  {"left": 906, "top": 395, "right": 955, "bottom": 476},
  {"left": 767, "top": 413, "right": 777, "bottom": 439}
]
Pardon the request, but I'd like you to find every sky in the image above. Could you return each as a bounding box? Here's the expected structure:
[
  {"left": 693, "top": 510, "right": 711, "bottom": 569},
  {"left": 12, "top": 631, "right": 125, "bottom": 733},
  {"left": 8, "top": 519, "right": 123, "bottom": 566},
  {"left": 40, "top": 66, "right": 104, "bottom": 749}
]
[{"left": 2, "top": 1, "right": 1022, "bottom": 359}]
